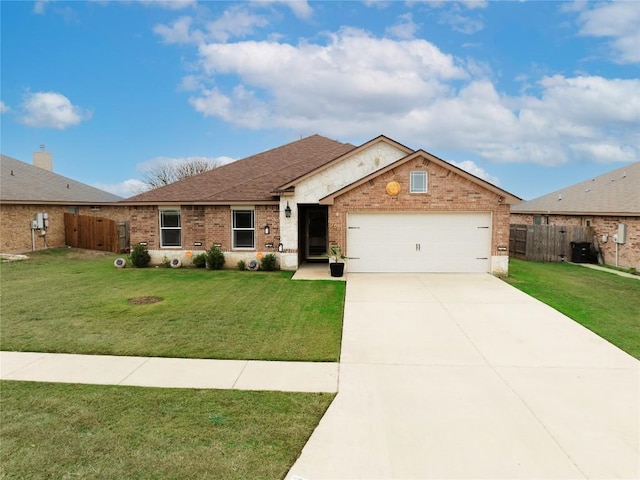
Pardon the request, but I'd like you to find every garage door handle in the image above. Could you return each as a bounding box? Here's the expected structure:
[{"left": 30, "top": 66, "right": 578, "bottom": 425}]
[
  {"left": 477, "top": 257, "right": 488, "bottom": 260},
  {"left": 477, "top": 226, "right": 489, "bottom": 229},
  {"left": 348, "top": 226, "right": 360, "bottom": 229},
  {"left": 416, "top": 243, "right": 421, "bottom": 251}
]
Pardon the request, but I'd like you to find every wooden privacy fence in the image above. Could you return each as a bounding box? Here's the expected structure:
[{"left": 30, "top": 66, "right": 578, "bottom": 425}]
[
  {"left": 64, "top": 213, "right": 129, "bottom": 253},
  {"left": 509, "top": 224, "right": 593, "bottom": 262}
]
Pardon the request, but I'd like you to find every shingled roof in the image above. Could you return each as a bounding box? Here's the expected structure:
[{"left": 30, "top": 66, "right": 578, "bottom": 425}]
[
  {"left": 1, "top": 154, "right": 122, "bottom": 204},
  {"left": 124, "top": 134, "right": 356, "bottom": 204},
  {"left": 511, "top": 161, "right": 640, "bottom": 216}
]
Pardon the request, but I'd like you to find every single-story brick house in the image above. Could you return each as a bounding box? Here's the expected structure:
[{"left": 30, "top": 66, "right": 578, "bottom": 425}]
[
  {"left": 123, "top": 134, "right": 521, "bottom": 274},
  {"left": 1, "top": 152, "right": 124, "bottom": 253},
  {"left": 511, "top": 161, "right": 639, "bottom": 271}
]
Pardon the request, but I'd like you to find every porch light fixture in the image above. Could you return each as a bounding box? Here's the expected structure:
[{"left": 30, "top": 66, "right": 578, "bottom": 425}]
[
  {"left": 284, "top": 202, "right": 292, "bottom": 218},
  {"left": 264, "top": 224, "right": 270, "bottom": 235},
  {"left": 278, "top": 243, "right": 284, "bottom": 252}
]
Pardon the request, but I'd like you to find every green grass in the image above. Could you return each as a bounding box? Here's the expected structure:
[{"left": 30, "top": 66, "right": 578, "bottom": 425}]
[
  {"left": 0, "top": 249, "right": 345, "bottom": 361},
  {"left": 0, "top": 381, "right": 334, "bottom": 479},
  {"left": 503, "top": 259, "right": 640, "bottom": 359}
]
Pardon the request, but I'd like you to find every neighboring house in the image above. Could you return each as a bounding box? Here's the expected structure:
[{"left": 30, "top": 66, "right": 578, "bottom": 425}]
[
  {"left": 124, "top": 134, "right": 521, "bottom": 274},
  {"left": 511, "top": 162, "right": 640, "bottom": 271},
  {"left": 1, "top": 153, "right": 124, "bottom": 253}
]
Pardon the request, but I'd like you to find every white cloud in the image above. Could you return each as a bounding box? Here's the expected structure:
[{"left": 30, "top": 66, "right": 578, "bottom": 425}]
[
  {"left": 574, "top": 1, "right": 640, "bottom": 64},
  {"left": 33, "top": 0, "right": 51, "bottom": 14},
  {"left": 363, "top": 1, "right": 393, "bottom": 9},
  {"left": 93, "top": 179, "right": 147, "bottom": 198},
  {"left": 154, "top": 6, "right": 270, "bottom": 45},
  {"left": 178, "top": 28, "right": 638, "bottom": 167},
  {"left": 137, "top": 0, "right": 196, "bottom": 10},
  {"left": 206, "top": 5, "right": 269, "bottom": 42},
  {"left": 19, "top": 91, "right": 91, "bottom": 129},
  {"left": 0, "top": 101, "right": 10, "bottom": 113},
  {"left": 438, "top": 10, "right": 484, "bottom": 34},
  {"left": 386, "top": 13, "right": 419, "bottom": 40},
  {"left": 252, "top": 0, "right": 313, "bottom": 20},
  {"left": 154, "top": 16, "right": 203, "bottom": 44},
  {"left": 450, "top": 160, "right": 500, "bottom": 185}
]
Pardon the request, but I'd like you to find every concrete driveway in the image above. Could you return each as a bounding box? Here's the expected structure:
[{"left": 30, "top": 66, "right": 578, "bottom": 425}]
[{"left": 287, "top": 273, "right": 639, "bottom": 480}]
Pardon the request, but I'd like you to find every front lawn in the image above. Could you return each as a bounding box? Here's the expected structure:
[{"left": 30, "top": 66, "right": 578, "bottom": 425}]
[
  {"left": 0, "top": 381, "right": 333, "bottom": 479},
  {"left": 0, "top": 249, "right": 344, "bottom": 361},
  {"left": 503, "top": 259, "right": 640, "bottom": 359}
]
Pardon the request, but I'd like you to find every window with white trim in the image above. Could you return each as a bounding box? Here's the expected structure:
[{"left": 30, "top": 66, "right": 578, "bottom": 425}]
[
  {"left": 160, "top": 208, "right": 181, "bottom": 247},
  {"left": 410, "top": 171, "right": 428, "bottom": 193},
  {"left": 232, "top": 208, "right": 254, "bottom": 249}
]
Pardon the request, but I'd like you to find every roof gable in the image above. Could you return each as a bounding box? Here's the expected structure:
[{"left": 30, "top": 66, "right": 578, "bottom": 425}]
[
  {"left": 319, "top": 149, "right": 521, "bottom": 205},
  {"left": 124, "top": 134, "right": 354, "bottom": 204},
  {"left": 273, "top": 135, "right": 412, "bottom": 194},
  {"left": 511, "top": 162, "right": 640, "bottom": 215},
  {"left": 0, "top": 155, "right": 122, "bottom": 204}
]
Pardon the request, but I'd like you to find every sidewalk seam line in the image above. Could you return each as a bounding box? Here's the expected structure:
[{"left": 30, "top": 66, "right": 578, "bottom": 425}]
[
  {"left": 118, "top": 357, "right": 152, "bottom": 385},
  {"left": 231, "top": 360, "right": 250, "bottom": 389}
]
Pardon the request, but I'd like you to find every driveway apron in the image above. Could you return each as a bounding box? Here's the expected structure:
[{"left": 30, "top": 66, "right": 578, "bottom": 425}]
[{"left": 287, "top": 273, "right": 639, "bottom": 480}]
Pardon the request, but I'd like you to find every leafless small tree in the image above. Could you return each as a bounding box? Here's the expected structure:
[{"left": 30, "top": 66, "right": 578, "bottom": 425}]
[{"left": 138, "top": 158, "right": 219, "bottom": 192}]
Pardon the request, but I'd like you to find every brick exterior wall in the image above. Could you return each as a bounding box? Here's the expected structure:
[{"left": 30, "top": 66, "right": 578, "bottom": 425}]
[
  {"left": 129, "top": 204, "right": 281, "bottom": 266},
  {"left": 0, "top": 204, "right": 131, "bottom": 254},
  {"left": 511, "top": 213, "right": 640, "bottom": 270},
  {"left": 329, "top": 159, "right": 511, "bottom": 259}
]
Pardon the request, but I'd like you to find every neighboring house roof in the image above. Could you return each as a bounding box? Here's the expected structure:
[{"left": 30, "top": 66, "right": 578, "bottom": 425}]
[
  {"left": 511, "top": 162, "right": 640, "bottom": 216},
  {"left": 124, "top": 134, "right": 356, "bottom": 205},
  {"left": 320, "top": 149, "right": 522, "bottom": 205},
  {"left": 1, "top": 154, "right": 122, "bottom": 204}
]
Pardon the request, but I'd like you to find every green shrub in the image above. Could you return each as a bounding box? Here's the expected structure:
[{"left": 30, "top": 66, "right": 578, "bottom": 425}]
[
  {"left": 192, "top": 253, "right": 207, "bottom": 268},
  {"left": 205, "top": 245, "right": 225, "bottom": 270},
  {"left": 160, "top": 255, "right": 171, "bottom": 268},
  {"left": 130, "top": 244, "right": 151, "bottom": 268},
  {"left": 237, "top": 260, "right": 246, "bottom": 271},
  {"left": 261, "top": 254, "right": 278, "bottom": 271}
]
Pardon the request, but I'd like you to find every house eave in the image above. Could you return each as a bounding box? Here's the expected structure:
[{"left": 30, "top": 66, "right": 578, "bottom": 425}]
[
  {"left": 0, "top": 200, "right": 121, "bottom": 206},
  {"left": 118, "top": 200, "right": 280, "bottom": 207}
]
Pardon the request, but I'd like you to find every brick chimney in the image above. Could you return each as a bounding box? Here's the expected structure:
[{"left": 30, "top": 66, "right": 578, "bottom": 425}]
[{"left": 33, "top": 145, "right": 53, "bottom": 171}]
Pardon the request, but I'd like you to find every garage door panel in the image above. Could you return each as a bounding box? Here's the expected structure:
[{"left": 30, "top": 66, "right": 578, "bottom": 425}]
[{"left": 347, "top": 213, "right": 491, "bottom": 273}]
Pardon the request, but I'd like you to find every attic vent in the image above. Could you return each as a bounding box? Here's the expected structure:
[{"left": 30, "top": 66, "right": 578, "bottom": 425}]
[
  {"left": 622, "top": 171, "right": 627, "bottom": 178},
  {"left": 66, "top": 184, "right": 70, "bottom": 189},
  {"left": 585, "top": 188, "right": 591, "bottom": 192},
  {"left": 422, "top": 158, "right": 430, "bottom": 166},
  {"left": 558, "top": 193, "right": 562, "bottom": 201}
]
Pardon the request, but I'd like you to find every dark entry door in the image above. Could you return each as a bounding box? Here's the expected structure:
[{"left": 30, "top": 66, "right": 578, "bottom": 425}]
[{"left": 305, "top": 207, "right": 328, "bottom": 260}]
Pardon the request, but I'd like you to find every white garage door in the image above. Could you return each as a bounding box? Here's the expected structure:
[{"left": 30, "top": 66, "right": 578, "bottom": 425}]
[{"left": 347, "top": 212, "right": 492, "bottom": 273}]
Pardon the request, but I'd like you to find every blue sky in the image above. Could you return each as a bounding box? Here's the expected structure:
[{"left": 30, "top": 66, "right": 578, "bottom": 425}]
[{"left": 1, "top": 0, "right": 638, "bottom": 200}]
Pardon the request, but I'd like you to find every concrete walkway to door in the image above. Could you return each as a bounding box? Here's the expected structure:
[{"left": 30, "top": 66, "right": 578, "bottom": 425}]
[{"left": 287, "top": 273, "right": 639, "bottom": 480}]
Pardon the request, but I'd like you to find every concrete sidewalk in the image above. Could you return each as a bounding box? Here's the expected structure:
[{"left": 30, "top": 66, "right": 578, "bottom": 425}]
[
  {"left": 0, "top": 351, "right": 338, "bottom": 393},
  {"left": 287, "top": 273, "right": 640, "bottom": 480}
]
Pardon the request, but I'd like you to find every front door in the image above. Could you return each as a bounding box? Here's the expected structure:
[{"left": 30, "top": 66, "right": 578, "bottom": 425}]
[{"left": 305, "top": 207, "right": 328, "bottom": 260}]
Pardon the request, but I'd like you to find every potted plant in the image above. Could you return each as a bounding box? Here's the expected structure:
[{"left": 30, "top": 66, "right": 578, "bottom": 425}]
[{"left": 326, "top": 246, "right": 346, "bottom": 277}]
